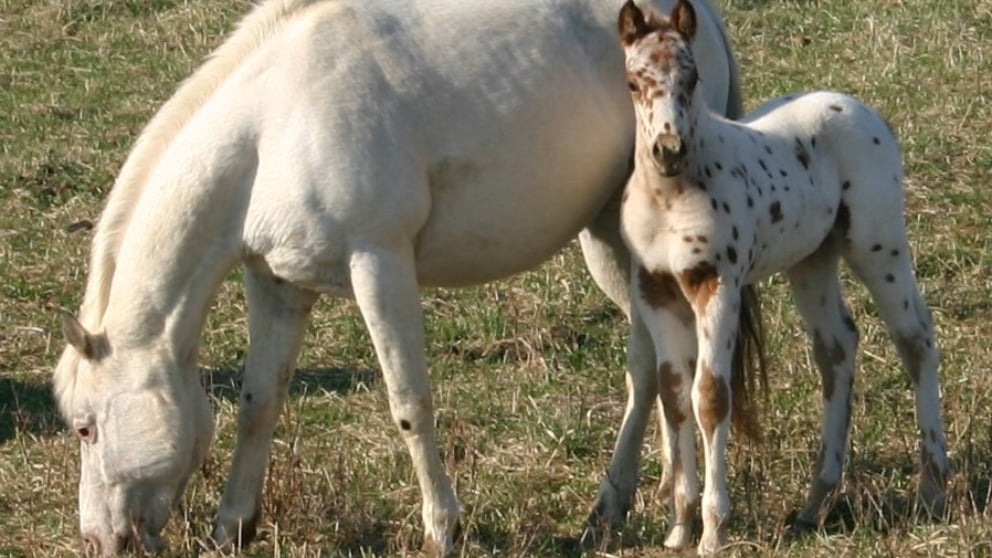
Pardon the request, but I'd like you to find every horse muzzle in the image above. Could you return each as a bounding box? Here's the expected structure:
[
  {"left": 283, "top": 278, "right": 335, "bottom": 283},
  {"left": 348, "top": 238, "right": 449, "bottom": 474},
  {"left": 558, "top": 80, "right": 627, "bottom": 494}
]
[{"left": 652, "top": 133, "right": 687, "bottom": 177}]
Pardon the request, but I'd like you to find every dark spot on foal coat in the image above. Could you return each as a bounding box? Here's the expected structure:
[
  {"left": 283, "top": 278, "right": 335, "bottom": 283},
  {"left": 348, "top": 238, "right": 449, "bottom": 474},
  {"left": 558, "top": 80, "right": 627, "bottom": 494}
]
[
  {"left": 796, "top": 143, "right": 811, "bottom": 169},
  {"left": 769, "top": 201, "right": 784, "bottom": 223}
]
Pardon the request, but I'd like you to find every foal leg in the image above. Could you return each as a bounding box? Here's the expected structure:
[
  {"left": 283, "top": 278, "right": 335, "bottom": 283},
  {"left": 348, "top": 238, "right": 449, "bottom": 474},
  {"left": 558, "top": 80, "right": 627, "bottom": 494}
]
[
  {"left": 844, "top": 231, "right": 949, "bottom": 514},
  {"left": 786, "top": 241, "right": 859, "bottom": 525},
  {"left": 687, "top": 281, "right": 740, "bottom": 555},
  {"left": 213, "top": 269, "right": 317, "bottom": 547},
  {"left": 349, "top": 243, "right": 459, "bottom": 553},
  {"left": 630, "top": 269, "right": 699, "bottom": 550}
]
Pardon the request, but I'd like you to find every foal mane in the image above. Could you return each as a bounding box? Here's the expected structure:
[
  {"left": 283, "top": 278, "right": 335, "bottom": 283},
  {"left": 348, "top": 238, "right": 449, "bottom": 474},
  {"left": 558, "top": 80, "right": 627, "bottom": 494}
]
[{"left": 76, "top": 0, "right": 327, "bottom": 330}]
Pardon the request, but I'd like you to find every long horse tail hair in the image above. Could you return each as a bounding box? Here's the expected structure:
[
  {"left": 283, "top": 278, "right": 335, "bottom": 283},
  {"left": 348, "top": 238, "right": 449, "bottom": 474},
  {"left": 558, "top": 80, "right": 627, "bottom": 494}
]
[{"left": 730, "top": 284, "right": 769, "bottom": 442}]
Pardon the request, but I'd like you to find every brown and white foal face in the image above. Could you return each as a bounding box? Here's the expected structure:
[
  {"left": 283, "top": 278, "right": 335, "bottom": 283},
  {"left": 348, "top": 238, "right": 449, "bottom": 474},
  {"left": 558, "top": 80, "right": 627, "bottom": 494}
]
[{"left": 618, "top": 0, "right": 699, "bottom": 177}]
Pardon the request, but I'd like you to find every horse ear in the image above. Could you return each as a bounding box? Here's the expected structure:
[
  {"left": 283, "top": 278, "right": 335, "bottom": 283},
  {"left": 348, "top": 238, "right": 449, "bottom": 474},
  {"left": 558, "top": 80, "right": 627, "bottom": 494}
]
[
  {"left": 618, "top": 0, "right": 650, "bottom": 45},
  {"left": 60, "top": 311, "right": 108, "bottom": 360},
  {"left": 670, "top": 0, "right": 697, "bottom": 41}
]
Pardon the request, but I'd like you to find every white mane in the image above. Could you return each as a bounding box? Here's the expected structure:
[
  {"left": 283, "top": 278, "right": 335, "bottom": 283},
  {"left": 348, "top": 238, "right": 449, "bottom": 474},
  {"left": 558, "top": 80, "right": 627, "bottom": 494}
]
[{"left": 76, "top": 0, "right": 327, "bottom": 330}]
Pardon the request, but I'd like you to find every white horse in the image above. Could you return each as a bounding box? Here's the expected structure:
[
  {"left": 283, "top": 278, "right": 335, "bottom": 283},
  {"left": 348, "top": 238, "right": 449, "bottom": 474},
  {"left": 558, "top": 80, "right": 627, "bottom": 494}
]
[
  {"left": 617, "top": 0, "right": 949, "bottom": 553},
  {"left": 53, "top": 0, "right": 744, "bottom": 554}
]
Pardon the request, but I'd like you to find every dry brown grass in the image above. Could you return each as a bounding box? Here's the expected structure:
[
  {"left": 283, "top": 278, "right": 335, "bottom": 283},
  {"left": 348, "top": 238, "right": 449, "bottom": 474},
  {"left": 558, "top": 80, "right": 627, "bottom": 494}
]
[{"left": 2, "top": 0, "right": 991, "bottom": 556}]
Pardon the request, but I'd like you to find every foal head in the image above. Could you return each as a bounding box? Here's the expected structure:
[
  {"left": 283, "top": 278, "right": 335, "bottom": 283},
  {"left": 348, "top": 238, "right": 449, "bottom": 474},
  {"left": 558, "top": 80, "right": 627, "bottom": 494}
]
[{"left": 618, "top": 0, "right": 699, "bottom": 177}]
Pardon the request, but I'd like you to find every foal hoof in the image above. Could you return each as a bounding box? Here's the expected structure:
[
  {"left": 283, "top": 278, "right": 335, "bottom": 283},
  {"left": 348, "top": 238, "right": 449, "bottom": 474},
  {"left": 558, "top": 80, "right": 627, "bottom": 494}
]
[
  {"left": 421, "top": 520, "right": 461, "bottom": 557},
  {"left": 580, "top": 508, "right": 623, "bottom": 551},
  {"left": 919, "top": 472, "right": 949, "bottom": 519}
]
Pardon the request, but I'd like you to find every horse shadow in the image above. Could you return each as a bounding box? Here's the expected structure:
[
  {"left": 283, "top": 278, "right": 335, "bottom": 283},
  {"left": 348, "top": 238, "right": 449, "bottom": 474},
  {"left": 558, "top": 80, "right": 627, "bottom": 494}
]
[
  {"left": 201, "top": 365, "right": 382, "bottom": 403},
  {"left": 0, "top": 365, "right": 381, "bottom": 444},
  {"left": 0, "top": 375, "right": 64, "bottom": 443},
  {"left": 775, "top": 446, "right": 992, "bottom": 545}
]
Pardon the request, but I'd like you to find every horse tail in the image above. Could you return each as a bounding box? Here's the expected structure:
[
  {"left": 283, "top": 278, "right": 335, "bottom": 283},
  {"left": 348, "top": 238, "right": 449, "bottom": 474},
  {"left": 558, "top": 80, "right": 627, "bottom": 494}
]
[{"left": 730, "top": 284, "right": 768, "bottom": 442}]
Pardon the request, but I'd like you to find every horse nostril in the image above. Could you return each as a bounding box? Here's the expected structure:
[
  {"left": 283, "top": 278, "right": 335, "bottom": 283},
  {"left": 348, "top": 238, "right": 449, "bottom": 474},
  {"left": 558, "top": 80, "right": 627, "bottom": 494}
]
[{"left": 652, "top": 142, "right": 663, "bottom": 160}]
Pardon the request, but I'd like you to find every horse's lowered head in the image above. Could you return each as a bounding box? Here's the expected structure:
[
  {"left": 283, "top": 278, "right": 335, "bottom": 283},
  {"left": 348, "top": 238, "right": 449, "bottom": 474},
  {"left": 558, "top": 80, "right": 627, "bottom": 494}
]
[
  {"left": 619, "top": 0, "right": 700, "bottom": 178},
  {"left": 54, "top": 312, "right": 214, "bottom": 556}
]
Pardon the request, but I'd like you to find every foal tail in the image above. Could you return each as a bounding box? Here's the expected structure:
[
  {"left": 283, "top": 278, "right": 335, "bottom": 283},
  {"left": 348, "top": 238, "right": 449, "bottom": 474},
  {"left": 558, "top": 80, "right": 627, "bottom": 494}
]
[{"left": 731, "top": 285, "right": 768, "bottom": 442}]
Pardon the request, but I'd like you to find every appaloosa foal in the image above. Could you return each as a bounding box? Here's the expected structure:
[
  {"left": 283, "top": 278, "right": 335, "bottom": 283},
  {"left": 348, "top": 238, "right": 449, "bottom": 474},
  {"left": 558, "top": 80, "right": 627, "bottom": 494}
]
[{"left": 617, "top": 0, "right": 949, "bottom": 553}]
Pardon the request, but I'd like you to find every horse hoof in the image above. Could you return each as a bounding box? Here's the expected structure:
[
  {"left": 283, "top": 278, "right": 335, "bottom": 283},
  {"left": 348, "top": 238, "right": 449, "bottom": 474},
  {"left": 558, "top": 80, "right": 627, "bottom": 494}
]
[{"left": 210, "top": 515, "right": 258, "bottom": 550}]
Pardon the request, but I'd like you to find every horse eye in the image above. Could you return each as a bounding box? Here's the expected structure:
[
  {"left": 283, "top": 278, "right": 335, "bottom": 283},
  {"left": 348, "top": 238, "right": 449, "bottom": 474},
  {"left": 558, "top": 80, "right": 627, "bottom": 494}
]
[
  {"left": 627, "top": 80, "right": 639, "bottom": 93},
  {"left": 74, "top": 418, "right": 97, "bottom": 443}
]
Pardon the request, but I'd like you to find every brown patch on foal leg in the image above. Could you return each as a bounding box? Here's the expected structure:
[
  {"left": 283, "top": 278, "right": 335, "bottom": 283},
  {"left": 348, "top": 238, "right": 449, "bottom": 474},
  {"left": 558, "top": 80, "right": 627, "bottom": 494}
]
[
  {"left": 696, "top": 362, "right": 730, "bottom": 440},
  {"left": 658, "top": 361, "right": 687, "bottom": 426},
  {"left": 678, "top": 261, "right": 720, "bottom": 312},
  {"left": 639, "top": 267, "right": 680, "bottom": 308}
]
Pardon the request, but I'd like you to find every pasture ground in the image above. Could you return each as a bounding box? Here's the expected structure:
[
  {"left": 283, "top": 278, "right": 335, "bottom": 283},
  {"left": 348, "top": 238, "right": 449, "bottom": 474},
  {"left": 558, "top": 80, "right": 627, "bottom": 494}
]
[{"left": 1, "top": 0, "right": 991, "bottom": 555}]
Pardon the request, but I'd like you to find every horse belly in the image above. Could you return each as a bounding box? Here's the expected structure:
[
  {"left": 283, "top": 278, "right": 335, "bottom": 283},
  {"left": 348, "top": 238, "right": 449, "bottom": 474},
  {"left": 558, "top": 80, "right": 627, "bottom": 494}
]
[{"left": 413, "top": 136, "right": 629, "bottom": 286}]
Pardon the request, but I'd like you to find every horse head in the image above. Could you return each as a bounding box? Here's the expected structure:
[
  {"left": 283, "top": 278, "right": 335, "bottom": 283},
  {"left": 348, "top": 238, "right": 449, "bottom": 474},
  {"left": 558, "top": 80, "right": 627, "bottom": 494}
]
[
  {"left": 55, "top": 312, "right": 214, "bottom": 556},
  {"left": 619, "top": 0, "right": 701, "bottom": 177}
]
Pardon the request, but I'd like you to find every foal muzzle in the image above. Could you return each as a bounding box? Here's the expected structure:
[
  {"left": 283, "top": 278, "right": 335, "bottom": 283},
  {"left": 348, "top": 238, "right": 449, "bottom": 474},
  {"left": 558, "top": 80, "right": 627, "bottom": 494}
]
[{"left": 652, "top": 133, "right": 687, "bottom": 177}]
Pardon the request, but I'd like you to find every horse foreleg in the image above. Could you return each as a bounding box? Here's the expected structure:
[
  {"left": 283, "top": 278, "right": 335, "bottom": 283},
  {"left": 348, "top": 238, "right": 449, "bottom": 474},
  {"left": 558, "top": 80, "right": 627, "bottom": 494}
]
[
  {"left": 689, "top": 283, "right": 739, "bottom": 555},
  {"left": 349, "top": 244, "right": 459, "bottom": 555},
  {"left": 213, "top": 269, "right": 316, "bottom": 548},
  {"left": 631, "top": 280, "right": 699, "bottom": 551}
]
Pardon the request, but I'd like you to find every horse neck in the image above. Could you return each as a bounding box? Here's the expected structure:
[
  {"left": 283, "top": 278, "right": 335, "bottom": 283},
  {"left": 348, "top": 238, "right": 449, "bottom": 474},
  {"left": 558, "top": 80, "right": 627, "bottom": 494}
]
[
  {"left": 688, "top": 98, "right": 724, "bottom": 158},
  {"left": 75, "top": 0, "right": 320, "bottom": 333},
  {"left": 98, "top": 135, "right": 256, "bottom": 362}
]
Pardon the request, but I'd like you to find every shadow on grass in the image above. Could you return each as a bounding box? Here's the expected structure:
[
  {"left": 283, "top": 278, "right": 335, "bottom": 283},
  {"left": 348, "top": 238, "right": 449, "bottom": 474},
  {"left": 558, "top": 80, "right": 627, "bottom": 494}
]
[
  {"left": 0, "top": 366, "right": 381, "bottom": 444},
  {"left": 0, "top": 375, "right": 63, "bottom": 443},
  {"left": 779, "top": 446, "right": 992, "bottom": 544},
  {"left": 202, "top": 366, "right": 382, "bottom": 403}
]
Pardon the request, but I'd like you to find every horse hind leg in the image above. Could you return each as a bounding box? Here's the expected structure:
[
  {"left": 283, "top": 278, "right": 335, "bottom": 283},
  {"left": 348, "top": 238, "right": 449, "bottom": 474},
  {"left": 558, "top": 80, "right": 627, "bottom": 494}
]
[
  {"left": 213, "top": 267, "right": 318, "bottom": 548},
  {"left": 843, "top": 218, "right": 949, "bottom": 515},
  {"left": 786, "top": 237, "right": 859, "bottom": 525},
  {"left": 584, "top": 301, "right": 656, "bottom": 547}
]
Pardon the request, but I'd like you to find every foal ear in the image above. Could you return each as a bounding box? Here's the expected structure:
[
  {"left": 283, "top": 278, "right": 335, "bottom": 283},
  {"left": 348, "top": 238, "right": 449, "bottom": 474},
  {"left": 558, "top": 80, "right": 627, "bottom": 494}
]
[
  {"left": 60, "top": 311, "right": 108, "bottom": 360},
  {"left": 618, "top": 0, "right": 650, "bottom": 45},
  {"left": 671, "top": 0, "right": 697, "bottom": 41}
]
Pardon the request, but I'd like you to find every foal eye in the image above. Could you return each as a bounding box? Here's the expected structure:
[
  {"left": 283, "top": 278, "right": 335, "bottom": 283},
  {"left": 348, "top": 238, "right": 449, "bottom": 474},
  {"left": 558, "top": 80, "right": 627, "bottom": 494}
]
[{"left": 627, "top": 80, "right": 639, "bottom": 93}]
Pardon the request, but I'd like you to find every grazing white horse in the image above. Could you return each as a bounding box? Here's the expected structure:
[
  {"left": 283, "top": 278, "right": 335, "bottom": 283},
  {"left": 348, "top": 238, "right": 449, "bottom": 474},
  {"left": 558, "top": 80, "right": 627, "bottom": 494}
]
[
  {"left": 53, "top": 0, "right": 744, "bottom": 554},
  {"left": 617, "top": 0, "right": 949, "bottom": 553}
]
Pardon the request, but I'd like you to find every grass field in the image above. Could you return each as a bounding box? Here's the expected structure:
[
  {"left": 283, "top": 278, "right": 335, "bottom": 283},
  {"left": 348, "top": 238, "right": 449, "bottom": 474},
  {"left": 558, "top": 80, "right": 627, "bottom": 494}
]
[{"left": 2, "top": 0, "right": 991, "bottom": 556}]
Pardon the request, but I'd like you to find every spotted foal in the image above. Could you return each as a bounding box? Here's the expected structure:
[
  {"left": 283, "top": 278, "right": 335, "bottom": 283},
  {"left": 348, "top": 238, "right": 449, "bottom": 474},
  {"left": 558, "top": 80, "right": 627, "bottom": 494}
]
[{"left": 616, "top": 0, "right": 949, "bottom": 553}]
